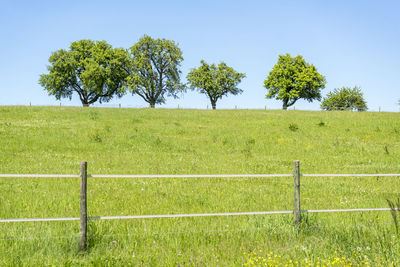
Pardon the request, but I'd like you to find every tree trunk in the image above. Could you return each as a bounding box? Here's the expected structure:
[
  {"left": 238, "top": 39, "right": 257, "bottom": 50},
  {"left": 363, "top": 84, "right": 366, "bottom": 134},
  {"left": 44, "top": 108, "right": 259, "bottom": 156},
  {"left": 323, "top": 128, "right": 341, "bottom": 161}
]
[
  {"left": 282, "top": 99, "right": 288, "bottom": 110},
  {"left": 211, "top": 100, "right": 216, "bottom": 110},
  {"left": 148, "top": 98, "right": 156, "bottom": 108}
]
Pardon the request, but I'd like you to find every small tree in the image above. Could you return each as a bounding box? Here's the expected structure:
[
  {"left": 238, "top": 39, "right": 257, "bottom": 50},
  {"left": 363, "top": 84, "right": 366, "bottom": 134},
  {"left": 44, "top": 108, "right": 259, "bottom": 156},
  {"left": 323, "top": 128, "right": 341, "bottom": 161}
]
[
  {"left": 264, "top": 53, "right": 326, "bottom": 110},
  {"left": 187, "top": 60, "right": 245, "bottom": 109},
  {"left": 126, "top": 35, "right": 185, "bottom": 108},
  {"left": 39, "top": 40, "right": 129, "bottom": 106},
  {"left": 321, "top": 86, "right": 367, "bottom": 111}
]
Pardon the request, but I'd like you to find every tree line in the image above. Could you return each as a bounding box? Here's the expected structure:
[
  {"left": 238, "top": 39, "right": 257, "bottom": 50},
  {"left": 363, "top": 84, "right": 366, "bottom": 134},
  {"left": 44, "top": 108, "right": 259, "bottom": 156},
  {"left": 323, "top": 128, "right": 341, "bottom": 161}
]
[{"left": 40, "top": 35, "right": 367, "bottom": 111}]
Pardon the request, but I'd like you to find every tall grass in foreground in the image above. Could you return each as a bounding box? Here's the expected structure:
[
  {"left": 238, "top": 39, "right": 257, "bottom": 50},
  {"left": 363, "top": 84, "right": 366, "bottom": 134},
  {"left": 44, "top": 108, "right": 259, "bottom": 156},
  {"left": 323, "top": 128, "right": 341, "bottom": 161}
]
[{"left": 0, "top": 106, "right": 399, "bottom": 265}]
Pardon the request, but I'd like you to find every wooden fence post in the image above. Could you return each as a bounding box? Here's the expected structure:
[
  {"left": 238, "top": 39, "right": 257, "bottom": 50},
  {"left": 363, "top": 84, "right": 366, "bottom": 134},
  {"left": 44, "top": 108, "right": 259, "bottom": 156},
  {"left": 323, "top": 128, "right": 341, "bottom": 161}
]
[
  {"left": 79, "top": 161, "right": 88, "bottom": 252},
  {"left": 293, "top": 160, "right": 301, "bottom": 225}
]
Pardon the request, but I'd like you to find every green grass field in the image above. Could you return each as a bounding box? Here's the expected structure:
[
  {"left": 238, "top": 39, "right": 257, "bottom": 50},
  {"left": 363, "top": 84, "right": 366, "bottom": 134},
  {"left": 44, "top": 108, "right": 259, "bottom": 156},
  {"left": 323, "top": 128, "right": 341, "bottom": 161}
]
[{"left": 1, "top": 106, "right": 400, "bottom": 266}]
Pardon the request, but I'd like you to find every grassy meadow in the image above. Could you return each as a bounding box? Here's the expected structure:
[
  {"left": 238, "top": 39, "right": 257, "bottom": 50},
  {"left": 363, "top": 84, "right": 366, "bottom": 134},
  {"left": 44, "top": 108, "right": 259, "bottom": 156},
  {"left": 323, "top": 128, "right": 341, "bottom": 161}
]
[{"left": 0, "top": 106, "right": 400, "bottom": 266}]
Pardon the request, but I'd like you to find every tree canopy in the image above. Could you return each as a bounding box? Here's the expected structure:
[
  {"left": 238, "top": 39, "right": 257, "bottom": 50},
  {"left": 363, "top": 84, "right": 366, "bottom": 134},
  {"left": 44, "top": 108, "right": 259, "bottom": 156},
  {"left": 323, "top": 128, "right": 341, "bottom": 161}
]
[
  {"left": 39, "top": 40, "right": 129, "bottom": 106},
  {"left": 125, "top": 35, "right": 185, "bottom": 108},
  {"left": 187, "top": 60, "right": 245, "bottom": 109},
  {"left": 264, "top": 54, "right": 326, "bottom": 110},
  {"left": 321, "top": 86, "right": 367, "bottom": 111}
]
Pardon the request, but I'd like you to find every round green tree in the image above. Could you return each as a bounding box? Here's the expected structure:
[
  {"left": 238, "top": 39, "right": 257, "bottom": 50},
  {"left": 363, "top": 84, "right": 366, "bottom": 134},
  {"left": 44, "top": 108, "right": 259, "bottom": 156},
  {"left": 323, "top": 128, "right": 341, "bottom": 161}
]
[
  {"left": 321, "top": 86, "right": 368, "bottom": 111},
  {"left": 187, "top": 60, "right": 245, "bottom": 109},
  {"left": 126, "top": 35, "right": 185, "bottom": 108},
  {"left": 39, "top": 40, "right": 129, "bottom": 106},
  {"left": 264, "top": 54, "right": 326, "bottom": 110}
]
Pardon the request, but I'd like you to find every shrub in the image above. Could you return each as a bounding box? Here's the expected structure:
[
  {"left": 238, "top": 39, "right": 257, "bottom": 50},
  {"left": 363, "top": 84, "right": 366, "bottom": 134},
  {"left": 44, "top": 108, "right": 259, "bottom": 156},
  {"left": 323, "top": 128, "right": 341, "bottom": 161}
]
[
  {"left": 321, "top": 86, "right": 367, "bottom": 111},
  {"left": 289, "top": 123, "right": 299, "bottom": 132}
]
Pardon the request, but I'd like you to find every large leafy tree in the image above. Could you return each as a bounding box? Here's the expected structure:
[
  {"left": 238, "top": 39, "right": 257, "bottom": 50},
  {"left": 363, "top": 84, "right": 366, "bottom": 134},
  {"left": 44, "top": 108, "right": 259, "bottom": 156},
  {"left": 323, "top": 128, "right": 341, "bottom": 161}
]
[
  {"left": 264, "top": 54, "right": 326, "bottom": 110},
  {"left": 187, "top": 60, "right": 245, "bottom": 109},
  {"left": 39, "top": 40, "right": 129, "bottom": 106},
  {"left": 126, "top": 35, "right": 185, "bottom": 108},
  {"left": 321, "top": 86, "right": 367, "bottom": 111}
]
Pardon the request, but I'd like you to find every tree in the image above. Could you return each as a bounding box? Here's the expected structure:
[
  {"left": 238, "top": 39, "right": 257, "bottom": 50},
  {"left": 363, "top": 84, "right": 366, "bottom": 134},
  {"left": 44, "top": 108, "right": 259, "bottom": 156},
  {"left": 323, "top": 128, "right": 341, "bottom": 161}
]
[
  {"left": 126, "top": 35, "right": 185, "bottom": 108},
  {"left": 187, "top": 60, "right": 245, "bottom": 109},
  {"left": 39, "top": 40, "right": 129, "bottom": 106},
  {"left": 264, "top": 53, "right": 326, "bottom": 110},
  {"left": 321, "top": 86, "right": 367, "bottom": 111}
]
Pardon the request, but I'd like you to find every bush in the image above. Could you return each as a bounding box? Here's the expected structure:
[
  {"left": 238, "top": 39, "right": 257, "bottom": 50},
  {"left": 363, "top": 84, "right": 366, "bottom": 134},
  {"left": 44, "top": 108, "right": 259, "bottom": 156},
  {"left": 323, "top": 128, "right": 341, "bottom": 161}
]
[
  {"left": 321, "top": 86, "right": 367, "bottom": 111},
  {"left": 289, "top": 123, "right": 299, "bottom": 132}
]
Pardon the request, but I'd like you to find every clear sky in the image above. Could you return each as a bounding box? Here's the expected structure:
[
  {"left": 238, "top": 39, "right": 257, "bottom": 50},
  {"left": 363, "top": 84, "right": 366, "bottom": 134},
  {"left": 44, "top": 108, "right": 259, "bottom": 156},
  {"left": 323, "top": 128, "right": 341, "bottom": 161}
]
[{"left": 1, "top": 0, "right": 399, "bottom": 111}]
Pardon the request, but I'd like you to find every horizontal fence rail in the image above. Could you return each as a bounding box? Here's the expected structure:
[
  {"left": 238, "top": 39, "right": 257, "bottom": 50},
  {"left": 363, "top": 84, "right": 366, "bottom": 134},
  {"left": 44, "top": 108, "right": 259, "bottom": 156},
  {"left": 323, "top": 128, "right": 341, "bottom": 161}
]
[
  {"left": 89, "top": 174, "right": 293, "bottom": 178},
  {"left": 1, "top": 174, "right": 400, "bottom": 178},
  {"left": 302, "top": 173, "right": 400, "bottom": 177},
  {"left": 0, "top": 208, "right": 393, "bottom": 223},
  {"left": 303, "top": 208, "right": 392, "bottom": 213},
  {"left": 0, "top": 174, "right": 292, "bottom": 178},
  {"left": 0, "top": 174, "right": 79, "bottom": 178},
  {"left": 0, "top": 217, "right": 80, "bottom": 223}
]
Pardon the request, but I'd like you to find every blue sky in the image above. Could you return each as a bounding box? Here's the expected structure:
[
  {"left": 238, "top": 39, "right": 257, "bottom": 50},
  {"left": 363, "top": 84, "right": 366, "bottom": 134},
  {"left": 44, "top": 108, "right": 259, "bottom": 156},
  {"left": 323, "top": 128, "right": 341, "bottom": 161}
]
[{"left": 1, "top": 0, "right": 399, "bottom": 111}]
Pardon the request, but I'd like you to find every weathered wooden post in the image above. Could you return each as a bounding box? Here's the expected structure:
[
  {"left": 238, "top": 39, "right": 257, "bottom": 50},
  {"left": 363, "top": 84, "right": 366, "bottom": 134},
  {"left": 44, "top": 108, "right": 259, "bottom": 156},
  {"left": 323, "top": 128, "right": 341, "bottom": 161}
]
[
  {"left": 79, "top": 161, "right": 88, "bottom": 252},
  {"left": 293, "top": 160, "right": 301, "bottom": 225}
]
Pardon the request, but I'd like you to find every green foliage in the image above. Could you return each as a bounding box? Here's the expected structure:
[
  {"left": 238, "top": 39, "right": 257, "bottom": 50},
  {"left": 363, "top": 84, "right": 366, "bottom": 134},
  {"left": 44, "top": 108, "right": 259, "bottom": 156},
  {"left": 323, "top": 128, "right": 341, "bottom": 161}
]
[
  {"left": 264, "top": 54, "right": 326, "bottom": 110},
  {"left": 387, "top": 197, "right": 400, "bottom": 234},
  {"left": 126, "top": 35, "right": 185, "bottom": 108},
  {"left": 187, "top": 60, "right": 245, "bottom": 109},
  {"left": 39, "top": 40, "right": 129, "bottom": 106},
  {"left": 288, "top": 123, "right": 299, "bottom": 132},
  {"left": 89, "top": 128, "right": 103, "bottom": 143},
  {"left": 384, "top": 145, "right": 389, "bottom": 155},
  {"left": 321, "top": 86, "right": 368, "bottom": 111}
]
